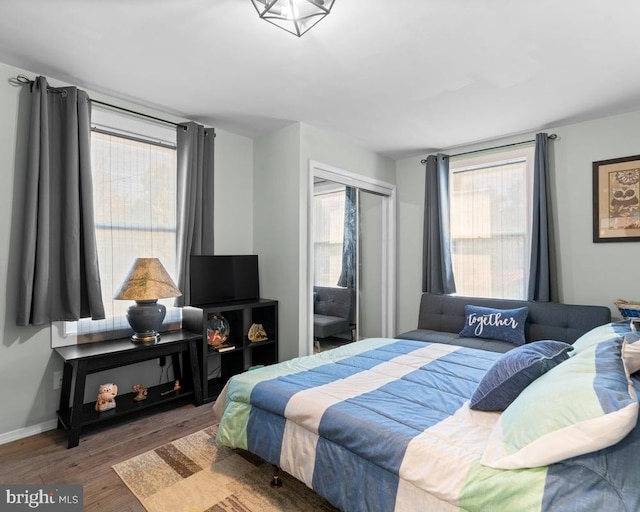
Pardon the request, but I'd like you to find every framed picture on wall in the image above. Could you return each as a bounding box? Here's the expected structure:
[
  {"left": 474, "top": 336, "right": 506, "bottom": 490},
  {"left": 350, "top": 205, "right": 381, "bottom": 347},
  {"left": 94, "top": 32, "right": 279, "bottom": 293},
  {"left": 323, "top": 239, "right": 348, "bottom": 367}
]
[{"left": 593, "top": 154, "right": 640, "bottom": 242}]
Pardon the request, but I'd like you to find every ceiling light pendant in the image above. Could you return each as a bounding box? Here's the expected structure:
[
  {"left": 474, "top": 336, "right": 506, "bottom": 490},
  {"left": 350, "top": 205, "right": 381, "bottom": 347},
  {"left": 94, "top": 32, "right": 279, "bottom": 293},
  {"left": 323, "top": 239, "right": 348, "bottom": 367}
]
[{"left": 251, "top": 0, "right": 335, "bottom": 37}]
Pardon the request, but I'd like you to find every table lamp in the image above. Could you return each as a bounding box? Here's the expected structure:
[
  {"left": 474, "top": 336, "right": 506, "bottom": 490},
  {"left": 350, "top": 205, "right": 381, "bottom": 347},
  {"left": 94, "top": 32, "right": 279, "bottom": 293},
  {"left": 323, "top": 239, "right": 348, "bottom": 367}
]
[{"left": 114, "top": 258, "right": 182, "bottom": 342}]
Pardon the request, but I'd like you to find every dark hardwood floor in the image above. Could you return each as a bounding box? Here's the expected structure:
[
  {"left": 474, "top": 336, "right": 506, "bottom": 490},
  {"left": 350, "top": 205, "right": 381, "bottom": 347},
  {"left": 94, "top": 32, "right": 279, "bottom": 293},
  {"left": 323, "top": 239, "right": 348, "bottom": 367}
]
[{"left": 0, "top": 402, "right": 216, "bottom": 511}]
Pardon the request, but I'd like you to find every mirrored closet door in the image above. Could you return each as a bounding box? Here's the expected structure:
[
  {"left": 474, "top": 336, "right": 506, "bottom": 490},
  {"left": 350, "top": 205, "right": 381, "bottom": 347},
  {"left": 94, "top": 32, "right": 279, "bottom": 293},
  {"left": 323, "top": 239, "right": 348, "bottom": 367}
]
[{"left": 309, "top": 162, "right": 395, "bottom": 354}]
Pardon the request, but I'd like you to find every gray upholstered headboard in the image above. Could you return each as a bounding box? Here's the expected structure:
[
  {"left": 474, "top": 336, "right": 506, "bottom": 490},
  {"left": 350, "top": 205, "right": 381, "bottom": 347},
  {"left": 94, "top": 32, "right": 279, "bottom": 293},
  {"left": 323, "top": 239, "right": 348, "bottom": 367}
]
[{"left": 416, "top": 293, "right": 612, "bottom": 344}]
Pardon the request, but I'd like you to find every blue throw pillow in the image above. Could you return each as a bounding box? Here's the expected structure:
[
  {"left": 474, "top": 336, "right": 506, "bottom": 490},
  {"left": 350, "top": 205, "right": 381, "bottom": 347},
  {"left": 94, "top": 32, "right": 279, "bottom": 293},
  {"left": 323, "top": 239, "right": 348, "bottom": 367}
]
[
  {"left": 460, "top": 305, "right": 528, "bottom": 345},
  {"left": 470, "top": 340, "right": 574, "bottom": 411}
]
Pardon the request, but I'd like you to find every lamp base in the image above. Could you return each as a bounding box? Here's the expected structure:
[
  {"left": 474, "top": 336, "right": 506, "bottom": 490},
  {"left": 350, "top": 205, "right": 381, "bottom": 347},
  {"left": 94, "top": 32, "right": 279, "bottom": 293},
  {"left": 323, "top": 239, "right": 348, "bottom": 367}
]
[
  {"left": 131, "top": 332, "right": 161, "bottom": 343},
  {"left": 126, "top": 300, "right": 166, "bottom": 344}
]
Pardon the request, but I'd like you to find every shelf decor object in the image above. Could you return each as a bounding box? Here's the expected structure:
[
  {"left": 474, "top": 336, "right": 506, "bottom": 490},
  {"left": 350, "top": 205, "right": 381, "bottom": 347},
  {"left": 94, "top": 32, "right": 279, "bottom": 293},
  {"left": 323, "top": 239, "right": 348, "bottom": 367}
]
[
  {"left": 95, "top": 383, "right": 118, "bottom": 412},
  {"left": 207, "top": 313, "right": 230, "bottom": 347},
  {"left": 251, "top": 0, "right": 336, "bottom": 37},
  {"left": 248, "top": 323, "right": 268, "bottom": 342},
  {"left": 132, "top": 384, "right": 148, "bottom": 401},
  {"left": 114, "top": 258, "right": 182, "bottom": 343}
]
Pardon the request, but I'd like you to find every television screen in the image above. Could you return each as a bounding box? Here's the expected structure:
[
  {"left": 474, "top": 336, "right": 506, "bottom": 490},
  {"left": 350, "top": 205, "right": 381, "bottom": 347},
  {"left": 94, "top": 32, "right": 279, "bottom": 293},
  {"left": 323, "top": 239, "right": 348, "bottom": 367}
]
[{"left": 189, "top": 255, "right": 260, "bottom": 306}]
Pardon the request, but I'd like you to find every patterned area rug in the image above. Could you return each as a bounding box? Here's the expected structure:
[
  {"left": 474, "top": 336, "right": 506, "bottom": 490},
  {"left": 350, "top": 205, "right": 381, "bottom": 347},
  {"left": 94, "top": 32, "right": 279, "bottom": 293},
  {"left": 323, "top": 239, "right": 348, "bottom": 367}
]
[{"left": 112, "top": 425, "right": 338, "bottom": 512}]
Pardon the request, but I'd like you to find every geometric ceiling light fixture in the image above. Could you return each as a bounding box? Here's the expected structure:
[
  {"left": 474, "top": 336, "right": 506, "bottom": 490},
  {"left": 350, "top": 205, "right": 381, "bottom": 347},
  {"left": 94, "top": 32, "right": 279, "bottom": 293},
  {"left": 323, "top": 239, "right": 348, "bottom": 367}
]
[{"left": 251, "top": 0, "right": 336, "bottom": 37}]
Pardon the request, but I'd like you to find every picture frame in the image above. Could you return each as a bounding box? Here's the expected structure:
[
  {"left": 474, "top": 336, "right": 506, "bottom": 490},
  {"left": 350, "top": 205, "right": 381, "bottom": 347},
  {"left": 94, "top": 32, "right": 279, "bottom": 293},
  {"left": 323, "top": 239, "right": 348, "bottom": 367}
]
[{"left": 593, "top": 154, "right": 640, "bottom": 243}]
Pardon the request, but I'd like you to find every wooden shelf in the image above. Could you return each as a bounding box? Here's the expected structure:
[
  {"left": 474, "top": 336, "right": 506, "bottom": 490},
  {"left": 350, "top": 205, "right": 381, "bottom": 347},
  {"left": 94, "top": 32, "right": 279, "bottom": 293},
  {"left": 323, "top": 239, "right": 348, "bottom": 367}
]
[
  {"left": 183, "top": 299, "right": 278, "bottom": 403},
  {"left": 54, "top": 329, "right": 202, "bottom": 448},
  {"left": 58, "top": 382, "right": 194, "bottom": 430}
]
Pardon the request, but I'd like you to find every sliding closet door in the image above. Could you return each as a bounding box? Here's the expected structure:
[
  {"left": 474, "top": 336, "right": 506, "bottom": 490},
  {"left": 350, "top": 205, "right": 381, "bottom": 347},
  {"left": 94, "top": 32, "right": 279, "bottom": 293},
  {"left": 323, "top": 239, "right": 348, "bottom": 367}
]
[
  {"left": 308, "top": 160, "right": 396, "bottom": 354},
  {"left": 358, "top": 190, "right": 384, "bottom": 339}
]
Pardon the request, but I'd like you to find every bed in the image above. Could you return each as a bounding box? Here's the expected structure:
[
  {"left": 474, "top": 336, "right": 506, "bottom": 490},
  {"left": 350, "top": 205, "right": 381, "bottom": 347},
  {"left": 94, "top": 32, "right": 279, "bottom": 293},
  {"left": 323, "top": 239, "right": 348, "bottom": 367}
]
[{"left": 213, "top": 324, "right": 640, "bottom": 511}]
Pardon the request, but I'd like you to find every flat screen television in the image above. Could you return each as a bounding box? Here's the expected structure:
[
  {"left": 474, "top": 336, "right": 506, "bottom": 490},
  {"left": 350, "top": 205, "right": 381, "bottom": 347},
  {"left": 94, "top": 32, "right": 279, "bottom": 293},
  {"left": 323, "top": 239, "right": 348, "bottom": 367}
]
[{"left": 189, "top": 255, "right": 260, "bottom": 306}]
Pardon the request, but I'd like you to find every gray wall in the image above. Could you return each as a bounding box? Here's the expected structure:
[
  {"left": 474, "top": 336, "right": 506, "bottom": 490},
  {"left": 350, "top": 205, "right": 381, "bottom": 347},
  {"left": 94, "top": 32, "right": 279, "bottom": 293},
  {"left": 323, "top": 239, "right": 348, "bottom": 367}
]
[
  {"left": 0, "top": 61, "right": 54, "bottom": 439},
  {"left": 253, "top": 123, "right": 396, "bottom": 361},
  {"left": 0, "top": 60, "right": 254, "bottom": 439},
  {"left": 396, "top": 110, "right": 640, "bottom": 334},
  {"left": 253, "top": 124, "right": 302, "bottom": 363}
]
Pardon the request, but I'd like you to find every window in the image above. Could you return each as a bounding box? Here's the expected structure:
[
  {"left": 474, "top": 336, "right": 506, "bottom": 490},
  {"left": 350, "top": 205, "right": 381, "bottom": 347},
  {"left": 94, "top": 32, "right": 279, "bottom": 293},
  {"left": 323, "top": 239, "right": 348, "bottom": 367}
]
[
  {"left": 313, "top": 184, "right": 346, "bottom": 287},
  {"left": 449, "top": 145, "right": 535, "bottom": 300},
  {"left": 54, "top": 108, "right": 179, "bottom": 345}
]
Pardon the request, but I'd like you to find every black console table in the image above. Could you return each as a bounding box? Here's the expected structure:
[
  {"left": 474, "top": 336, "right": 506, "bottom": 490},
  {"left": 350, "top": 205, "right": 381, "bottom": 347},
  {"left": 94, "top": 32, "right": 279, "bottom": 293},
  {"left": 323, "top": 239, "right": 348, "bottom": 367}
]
[{"left": 54, "top": 329, "right": 202, "bottom": 448}]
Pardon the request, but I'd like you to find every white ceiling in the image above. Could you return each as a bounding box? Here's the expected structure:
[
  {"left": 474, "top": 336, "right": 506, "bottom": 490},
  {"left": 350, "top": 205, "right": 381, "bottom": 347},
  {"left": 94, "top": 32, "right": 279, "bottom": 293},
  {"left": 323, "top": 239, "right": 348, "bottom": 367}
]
[{"left": 1, "top": 0, "right": 639, "bottom": 160}]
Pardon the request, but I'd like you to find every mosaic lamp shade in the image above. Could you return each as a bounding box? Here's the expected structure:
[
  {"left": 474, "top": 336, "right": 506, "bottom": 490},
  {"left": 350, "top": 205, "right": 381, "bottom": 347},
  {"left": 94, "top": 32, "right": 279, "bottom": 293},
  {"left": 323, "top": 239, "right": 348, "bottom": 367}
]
[{"left": 114, "top": 258, "right": 182, "bottom": 343}]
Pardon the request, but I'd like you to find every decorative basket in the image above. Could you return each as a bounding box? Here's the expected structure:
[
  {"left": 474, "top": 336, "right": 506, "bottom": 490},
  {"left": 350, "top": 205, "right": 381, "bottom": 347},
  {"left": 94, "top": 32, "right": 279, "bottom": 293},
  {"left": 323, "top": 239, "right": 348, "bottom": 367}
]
[{"left": 614, "top": 299, "right": 640, "bottom": 319}]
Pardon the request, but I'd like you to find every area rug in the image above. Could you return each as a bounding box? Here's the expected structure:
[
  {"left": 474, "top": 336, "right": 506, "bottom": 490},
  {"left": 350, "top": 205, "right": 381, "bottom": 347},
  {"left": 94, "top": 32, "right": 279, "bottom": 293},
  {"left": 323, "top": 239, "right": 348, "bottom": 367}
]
[{"left": 112, "top": 424, "right": 338, "bottom": 512}]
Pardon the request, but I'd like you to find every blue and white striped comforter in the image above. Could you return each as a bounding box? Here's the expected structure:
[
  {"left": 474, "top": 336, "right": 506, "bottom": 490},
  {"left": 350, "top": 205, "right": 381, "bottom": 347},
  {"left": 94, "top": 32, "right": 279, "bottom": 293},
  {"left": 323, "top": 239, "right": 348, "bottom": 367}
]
[{"left": 214, "top": 338, "right": 640, "bottom": 511}]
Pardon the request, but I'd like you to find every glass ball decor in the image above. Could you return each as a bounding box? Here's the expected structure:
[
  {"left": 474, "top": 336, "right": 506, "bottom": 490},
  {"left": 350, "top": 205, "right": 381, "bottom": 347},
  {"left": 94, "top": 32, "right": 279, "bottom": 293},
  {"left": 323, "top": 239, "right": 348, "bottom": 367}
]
[{"left": 207, "top": 314, "right": 230, "bottom": 347}]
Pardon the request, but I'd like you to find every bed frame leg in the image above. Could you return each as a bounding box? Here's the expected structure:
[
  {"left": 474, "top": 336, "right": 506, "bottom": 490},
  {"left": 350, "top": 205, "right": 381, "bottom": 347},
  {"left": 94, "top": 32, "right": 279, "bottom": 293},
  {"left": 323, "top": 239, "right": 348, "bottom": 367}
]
[{"left": 270, "top": 465, "right": 283, "bottom": 488}]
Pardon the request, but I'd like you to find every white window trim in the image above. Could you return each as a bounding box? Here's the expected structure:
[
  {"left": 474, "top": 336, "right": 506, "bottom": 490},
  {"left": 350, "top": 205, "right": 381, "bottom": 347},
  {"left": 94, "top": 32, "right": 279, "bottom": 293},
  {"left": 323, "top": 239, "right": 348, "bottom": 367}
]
[{"left": 449, "top": 144, "right": 535, "bottom": 300}]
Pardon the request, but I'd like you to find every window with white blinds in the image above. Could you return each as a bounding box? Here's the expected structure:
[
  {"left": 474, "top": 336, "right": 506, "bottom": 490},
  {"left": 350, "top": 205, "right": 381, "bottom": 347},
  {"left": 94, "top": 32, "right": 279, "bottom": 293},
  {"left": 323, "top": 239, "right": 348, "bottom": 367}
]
[
  {"left": 52, "top": 108, "right": 180, "bottom": 345},
  {"left": 313, "top": 186, "right": 346, "bottom": 287},
  {"left": 449, "top": 145, "right": 535, "bottom": 300}
]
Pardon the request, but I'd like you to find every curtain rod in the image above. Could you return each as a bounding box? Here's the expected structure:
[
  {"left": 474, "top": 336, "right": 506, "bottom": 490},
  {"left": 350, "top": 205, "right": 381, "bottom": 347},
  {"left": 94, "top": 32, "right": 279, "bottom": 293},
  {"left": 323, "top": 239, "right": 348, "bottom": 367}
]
[
  {"left": 13, "top": 74, "right": 184, "bottom": 129},
  {"left": 420, "top": 133, "right": 558, "bottom": 164},
  {"left": 90, "top": 99, "right": 180, "bottom": 128}
]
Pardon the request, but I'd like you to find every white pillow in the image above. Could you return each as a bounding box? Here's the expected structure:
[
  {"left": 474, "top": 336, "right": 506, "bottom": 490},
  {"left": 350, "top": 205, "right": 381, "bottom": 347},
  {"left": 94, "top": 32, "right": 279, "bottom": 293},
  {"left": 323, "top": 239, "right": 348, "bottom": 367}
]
[
  {"left": 572, "top": 321, "right": 640, "bottom": 373},
  {"left": 622, "top": 331, "right": 640, "bottom": 374},
  {"left": 481, "top": 336, "right": 638, "bottom": 469}
]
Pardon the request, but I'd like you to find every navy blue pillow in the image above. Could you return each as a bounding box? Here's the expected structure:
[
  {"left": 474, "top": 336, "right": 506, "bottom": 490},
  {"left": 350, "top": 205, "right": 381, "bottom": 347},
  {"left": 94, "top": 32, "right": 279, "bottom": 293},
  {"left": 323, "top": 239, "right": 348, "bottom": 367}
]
[
  {"left": 470, "top": 340, "right": 574, "bottom": 411},
  {"left": 460, "top": 305, "right": 528, "bottom": 346}
]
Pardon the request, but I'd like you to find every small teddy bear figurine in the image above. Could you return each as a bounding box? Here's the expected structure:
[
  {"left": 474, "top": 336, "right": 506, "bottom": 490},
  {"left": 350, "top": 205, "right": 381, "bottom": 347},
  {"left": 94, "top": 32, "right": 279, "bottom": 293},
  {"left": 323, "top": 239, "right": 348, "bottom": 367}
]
[
  {"left": 132, "top": 384, "right": 148, "bottom": 401},
  {"left": 95, "top": 383, "right": 118, "bottom": 412}
]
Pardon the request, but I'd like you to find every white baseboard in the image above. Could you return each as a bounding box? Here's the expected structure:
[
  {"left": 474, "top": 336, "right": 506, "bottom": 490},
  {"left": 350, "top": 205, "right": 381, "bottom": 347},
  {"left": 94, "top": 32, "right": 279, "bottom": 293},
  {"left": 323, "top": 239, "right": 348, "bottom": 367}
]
[{"left": 0, "top": 419, "right": 58, "bottom": 446}]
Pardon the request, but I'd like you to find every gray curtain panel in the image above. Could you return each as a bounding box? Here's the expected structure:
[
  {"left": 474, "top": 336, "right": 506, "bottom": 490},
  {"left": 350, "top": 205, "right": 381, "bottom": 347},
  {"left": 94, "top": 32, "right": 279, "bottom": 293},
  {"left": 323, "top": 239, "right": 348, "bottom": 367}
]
[
  {"left": 175, "top": 122, "right": 215, "bottom": 307},
  {"left": 422, "top": 153, "right": 456, "bottom": 294},
  {"left": 337, "top": 186, "right": 357, "bottom": 289},
  {"left": 527, "top": 133, "right": 557, "bottom": 302},
  {"left": 17, "top": 76, "right": 105, "bottom": 326}
]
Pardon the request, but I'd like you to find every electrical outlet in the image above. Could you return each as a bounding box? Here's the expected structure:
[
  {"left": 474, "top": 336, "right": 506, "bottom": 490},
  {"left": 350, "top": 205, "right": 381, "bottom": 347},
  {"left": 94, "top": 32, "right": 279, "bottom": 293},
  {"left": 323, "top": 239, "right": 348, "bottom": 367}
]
[
  {"left": 158, "top": 356, "right": 166, "bottom": 367},
  {"left": 53, "top": 370, "right": 63, "bottom": 390}
]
